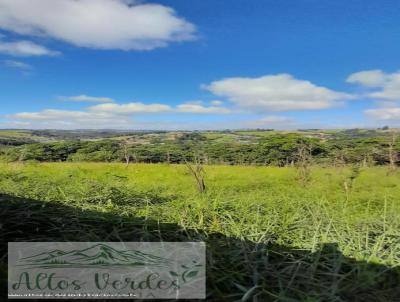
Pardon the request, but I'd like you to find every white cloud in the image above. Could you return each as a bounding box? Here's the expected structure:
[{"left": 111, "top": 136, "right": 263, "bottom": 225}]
[
  {"left": 349, "top": 70, "right": 400, "bottom": 121},
  {"left": 4, "top": 107, "right": 236, "bottom": 130},
  {"left": 369, "top": 74, "right": 400, "bottom": 101},
  {"left": 89, "top": 101, "right": 232, "bottom": 114},
  {"left": 3, "top": 107, "right": 358, "bottom": 130},
  {"left": 347, "top": 70, "right": 400, "bottom": 101},
  {"left": 0, "top": 39, "right": 59, "bottom": 56},
  {"left": 365, "top": 107, "right": 400, "bottom": 121},
  {"left": 63, "top": 95, "right": 115, "bottom": 103},
  {"left": 10, "top": 109, "right": 110, "bottom": 120},
  {"left": 346, "top": 70, "right": 387, "bottom": 87},
  {"left": 6, "top": 99, "right": 233, "bottom": 129},
  {"left": 6, "top": 109, "right": 132, "bottom": 129},
  {"left": 210, "top": 100, "right": 223, "bottom": 106},
  {"left": 4, "top": 59, "right": 32, "bottom": 70},
  {"left": 0, "top": 0, "right": 195, "bottom": 51},
  {"left": 176, "top": 103, "right": 231, "bottom": 114},
  {"left": 89, "top": 102, "right": 173, "bottom": 113},
  {"left": 204, "top": 74, "right": 353, "bottom": 112}
]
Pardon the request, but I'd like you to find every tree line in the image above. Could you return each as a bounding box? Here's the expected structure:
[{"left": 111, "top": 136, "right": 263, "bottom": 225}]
[{"left": 0, "top": 132, "right": 399, "bottom": 167}]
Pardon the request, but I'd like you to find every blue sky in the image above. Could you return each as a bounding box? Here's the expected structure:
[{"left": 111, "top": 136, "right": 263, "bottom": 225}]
[{"left": 1, "top": 0, "right": 400, "bottom": 130}]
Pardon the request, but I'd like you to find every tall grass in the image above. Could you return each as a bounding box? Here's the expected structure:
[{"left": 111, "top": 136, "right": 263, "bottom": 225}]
[{"left": 1, "top": 163, "right": 399, "bottom": 301}]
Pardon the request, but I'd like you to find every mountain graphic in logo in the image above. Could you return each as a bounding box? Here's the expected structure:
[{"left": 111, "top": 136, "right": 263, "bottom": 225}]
[{"left": 18, "top": 243, "right": 171, "bottom": 268}]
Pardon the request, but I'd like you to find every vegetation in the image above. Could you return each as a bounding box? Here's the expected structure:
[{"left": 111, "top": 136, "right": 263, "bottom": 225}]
[
  {"left": 1, "top": 129, "right": 399, "bottom": 300},
  {"left": 1, "top": 129, "right": 399, "bottom": 167},
  {"left": 1, "top": 162, "right": 399, "bottom": 301}
]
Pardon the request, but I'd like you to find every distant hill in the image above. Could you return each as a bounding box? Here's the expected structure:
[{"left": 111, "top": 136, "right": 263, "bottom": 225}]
[{"left": 19, "top": 243, "right": 171, "bottom": 268}]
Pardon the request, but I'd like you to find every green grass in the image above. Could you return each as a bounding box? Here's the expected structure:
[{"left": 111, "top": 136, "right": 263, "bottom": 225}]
[{"left": 1, "top": 163, "right": 399, "bottom": 301}]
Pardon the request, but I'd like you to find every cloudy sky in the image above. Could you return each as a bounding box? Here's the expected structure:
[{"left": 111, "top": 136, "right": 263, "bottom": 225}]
[{"left": 1, "top": 0, "right": 400, "bottom": 130}]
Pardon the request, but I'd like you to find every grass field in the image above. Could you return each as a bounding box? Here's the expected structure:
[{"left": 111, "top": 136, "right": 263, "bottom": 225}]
[{"left": 1, "top": 163, "right": 400, "bottom": 301}]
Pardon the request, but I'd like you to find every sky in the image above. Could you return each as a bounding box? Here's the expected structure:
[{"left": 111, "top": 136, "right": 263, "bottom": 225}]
[{"left": 1, "top": 0, "right": 400, "bottom": 130}]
